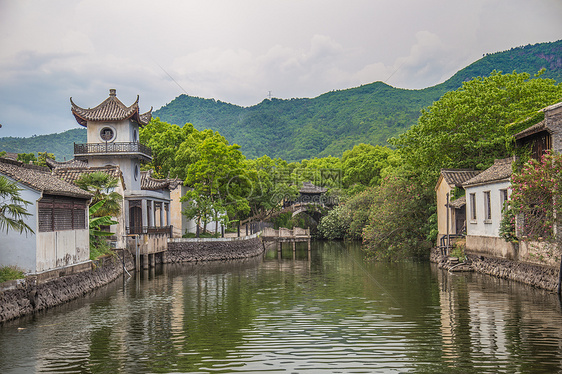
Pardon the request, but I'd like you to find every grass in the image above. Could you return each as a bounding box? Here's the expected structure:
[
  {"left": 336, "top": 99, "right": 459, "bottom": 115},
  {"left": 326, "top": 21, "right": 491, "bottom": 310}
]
[
  {"left": 0, "top": 265, "right": 25, "bottom": 283},
  {"left": 90, "top": 237, "right": 114, "bottom": 260}
]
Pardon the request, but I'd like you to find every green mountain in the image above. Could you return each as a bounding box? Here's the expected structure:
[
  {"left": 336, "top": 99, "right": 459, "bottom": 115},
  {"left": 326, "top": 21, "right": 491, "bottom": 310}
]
[
  {"left": 154, "top": 40, "right": 562, "bottom": 161},
  {"left": 2, "top": 40, "right": 561, "bottom": 162},
  {"left": 0, "top": 128, "right": 86, "bottom": 161}
]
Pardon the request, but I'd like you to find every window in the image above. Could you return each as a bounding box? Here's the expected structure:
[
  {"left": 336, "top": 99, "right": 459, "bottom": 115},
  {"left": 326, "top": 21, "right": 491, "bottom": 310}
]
[
  {"left": 469, "top": 193, "right": 476, "bottom": 221},
  {"left": 100, "top": 126, "right": 115, "bottom": 142},
  {"left": 484, "top": 191, "right": 491, "bottom": 222},
  {"left": 38, "top": 195, "right": 88, "bottom": 232},
  {"left": 500, "top": 189, "right": 508, "bottom": 214}
]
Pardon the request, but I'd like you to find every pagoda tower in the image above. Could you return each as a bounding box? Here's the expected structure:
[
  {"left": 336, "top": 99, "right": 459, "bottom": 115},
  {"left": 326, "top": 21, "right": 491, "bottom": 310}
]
[{"left": 70, "top": 88, "right": 152, "bottom": 191}]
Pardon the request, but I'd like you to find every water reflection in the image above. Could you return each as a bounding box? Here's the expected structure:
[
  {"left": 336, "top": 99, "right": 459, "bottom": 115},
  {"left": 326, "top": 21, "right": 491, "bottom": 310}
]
[{"left": 1, "top": 241, "right": 562, "bottom": 373}]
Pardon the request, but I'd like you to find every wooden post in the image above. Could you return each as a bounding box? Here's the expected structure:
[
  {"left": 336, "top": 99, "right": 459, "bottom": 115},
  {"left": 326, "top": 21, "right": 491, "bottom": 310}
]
[{"left": 293, "top": 240, "right": 296, "bottom": 252}]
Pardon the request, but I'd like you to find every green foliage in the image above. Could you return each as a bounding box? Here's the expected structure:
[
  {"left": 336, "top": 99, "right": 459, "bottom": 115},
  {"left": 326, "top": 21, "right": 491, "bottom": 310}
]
[
  {"left": 449, "top": 240, "right": 467, "bottom": 262},
  {"left": 155, "top": 83, "right": 442, "bottom": 162},
  {"left": 499, "top": 207, "right": 517, "bottom": 243},
  {"left": 75, "top": 172, "right": 122, "bottom": 217},
  {"left": 0, "top": 176, "right": 33, "bottom": 235},
  {"left": 0, "top": 265, "right": 25, "bottom": 283},
  {"left": 341, "top": 144, "right": 393, "bottom": 191},
  {"left": 181, "top": 132, "right": 250, "bottom": 233},
  {"left": 509, "top": 151, "right": 562, "bottom": 241},
  {"left": 0, "top": 128, "right": 86, "bottom": 160},
  {"left": 317, "top": 204, "right": 351, "bottom": 240},
  {"left": 35, "top": 152, "right": 55, "bottom": 166},
  {"left": 17, "top": 153, "right": 37, "bottom": 164},
  {"left": 139, "top": 118, "right": 197, "bottom": 178},
  {"left": 391, "top": 70, "right": 562, "bottom": 182},
  {"left": 88, "top": 201, "right": 118, "bottom": 260},
  {"left": 362, "top": 170, "right": 434, "bottom": 261},
  {"left": 89, "top": 237, "right": 113, "bottom": 261},
  {"left": 244, "top": 155, "right": 299, "bottom": 219}
]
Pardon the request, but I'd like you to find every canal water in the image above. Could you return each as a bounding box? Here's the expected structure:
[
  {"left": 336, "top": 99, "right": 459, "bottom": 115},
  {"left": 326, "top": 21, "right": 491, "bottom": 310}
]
[{"left": 1, "top": 241, "right": 562, "bottom": 373}]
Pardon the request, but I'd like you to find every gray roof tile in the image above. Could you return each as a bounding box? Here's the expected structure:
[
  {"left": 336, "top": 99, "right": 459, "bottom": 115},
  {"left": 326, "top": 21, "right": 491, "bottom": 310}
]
[
  {"left": 0, "top": 158, "right": 92, "bottom": 199},
  {"left": 463, "top": 157, "right": 515, "bottom": 187},
  {"left": 70, "top": 89, "right": 152, "bottom": 127}
]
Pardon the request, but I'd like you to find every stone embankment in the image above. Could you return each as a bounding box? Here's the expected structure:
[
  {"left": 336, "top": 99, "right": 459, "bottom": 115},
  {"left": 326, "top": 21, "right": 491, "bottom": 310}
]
[
  {"left": 167, "top": 235, "right": 265, "bottom": 263},
  {"left": 0, "top": 249, "right": 135, "bottom": 323},
  {"left": 1, "top": 235, "right": 265, "bottom": 323},
  {"left": 430, "top": 248, "right": 560, "bottom": 292}
]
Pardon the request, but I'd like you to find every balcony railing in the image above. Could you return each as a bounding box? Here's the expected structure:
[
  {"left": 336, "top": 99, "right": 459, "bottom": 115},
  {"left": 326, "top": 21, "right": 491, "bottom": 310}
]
[
  {"left": 126, "top": 225, "right": 172, "bottom": 236},
  {"left": 74, "top": 142, "right": 152, "bottom": 158}
]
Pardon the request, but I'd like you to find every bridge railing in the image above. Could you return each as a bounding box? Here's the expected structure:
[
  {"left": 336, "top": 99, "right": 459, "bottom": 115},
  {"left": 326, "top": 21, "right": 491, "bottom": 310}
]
[{"left": 262, "top": 227, "right": 310, "bottom": 238}]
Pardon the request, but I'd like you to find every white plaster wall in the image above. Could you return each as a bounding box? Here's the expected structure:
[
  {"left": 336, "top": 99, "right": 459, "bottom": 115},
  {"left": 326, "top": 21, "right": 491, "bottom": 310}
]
[
  {"left": 36, "top": 229, "right": 89, "bottom": 273},
  {"left": 465, "top": 180, "right": 510, "bottom": 238},
  {"left": 0, "top": 184, "right": 39, "bottom": 273}
]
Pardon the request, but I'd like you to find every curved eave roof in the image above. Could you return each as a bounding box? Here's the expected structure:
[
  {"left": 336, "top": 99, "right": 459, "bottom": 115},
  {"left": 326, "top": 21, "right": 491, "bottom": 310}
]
[{"left": 70, "top": 90, "right": 152, "bottom": 127}]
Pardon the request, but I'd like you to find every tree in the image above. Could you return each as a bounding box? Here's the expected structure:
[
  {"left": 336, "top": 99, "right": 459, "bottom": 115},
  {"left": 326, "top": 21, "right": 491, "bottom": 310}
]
[
  {"left": 181, "top": 133, "right": 250, "bottom": 233},
  {"left": 88, "top": 200, "right": 118, "bottom": 260},
  {"left": 391, "top": 70, "right": 562, "bottom": 181},
  {"left": 341, "top": 144, "right": 393, "bottom": 192},
  {"left": 139, "top": 118, "right": 196, "bottom": 178},
  {"left": 0, "top": 176, "right": 33, "bottom": 235},
  {"left": 362, "top": 169, "right": 435, "bottom": 261},
  {"left": 244, "top": 155, "right": 298, "bottom": 220},
  {"left": 75, "top": 172, "right": 122, "bottom": 218},
  {"left": 17, "top": 153, "right": 37, "bottom": 164}
]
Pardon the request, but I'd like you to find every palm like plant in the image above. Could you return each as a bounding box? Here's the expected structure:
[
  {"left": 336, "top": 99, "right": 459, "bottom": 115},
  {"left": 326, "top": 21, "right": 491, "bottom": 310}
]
[
  {"left": 75, "top": 172, "right": 122, "bottom": 217},
  {"left": 0, "top": 176, "right": 33, "bottom": 235}
]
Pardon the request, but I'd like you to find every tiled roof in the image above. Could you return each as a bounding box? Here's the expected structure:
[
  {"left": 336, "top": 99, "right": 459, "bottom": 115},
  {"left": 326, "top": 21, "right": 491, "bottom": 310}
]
[
  {"left": 45, "top": 157, "right": 89, "bottom": 169},
  {"left": 300, "top": 181, "right": 328, "bottom": 194},
  {"left": 53, "top": 165, "right": 123, "bottom": 188},
  {"left": 463, "top": 157, "right": 515, "bottom": 187},
  {"left": 0, "top": 158, "right": 92, "bottom": 199},
  {"left": 439, "top": 169, "right": 481, "bottom": 188},
  {"left": 449, "top": 195, "right": 466, "bottom": 209},
  {"left": 514, "top": 120, "right": 549, "bottom": 140},
  {"left": 70, "top": 89, "right": 152, "bottom": 127},
  {"left": 141, "top": 170, "right": 182, "bottom": 191}
]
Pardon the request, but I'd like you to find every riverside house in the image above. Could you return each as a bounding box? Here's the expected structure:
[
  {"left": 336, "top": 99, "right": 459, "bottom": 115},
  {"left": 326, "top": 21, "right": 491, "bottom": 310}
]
[
  {"left": 0, "top": 158, "right": 92, "bottom": 277},
  {"left": 459, "top": 100, "right": 562, "bottom": 267},
  {"left": 435, "top": 169, "right": 480, "bottom": 249}
]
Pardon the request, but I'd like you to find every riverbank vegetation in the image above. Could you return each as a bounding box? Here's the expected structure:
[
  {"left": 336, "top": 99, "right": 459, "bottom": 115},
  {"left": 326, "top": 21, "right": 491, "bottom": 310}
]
[{"left": 137, "top": 70, "right": 562, "bottom": 260}]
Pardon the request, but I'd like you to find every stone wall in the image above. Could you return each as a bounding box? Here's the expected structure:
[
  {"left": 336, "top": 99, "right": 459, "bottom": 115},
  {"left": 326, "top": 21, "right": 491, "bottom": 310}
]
[
  {"left": 431, "top": 247, "right": 560, "bottom": 292},
  {"left": 0, "top": 249, "right": 135, "bottom": 323},
  {"left": 166, "top": 237, "right": 265, "bottom": 263}
]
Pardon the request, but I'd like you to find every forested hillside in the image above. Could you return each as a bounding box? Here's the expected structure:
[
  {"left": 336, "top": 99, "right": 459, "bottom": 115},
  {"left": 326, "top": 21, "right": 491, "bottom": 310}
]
[
  {"left": 154, "top": 40, "right": 562, "bottom": 161},
  {"left": 2, "top": 40, "right": 561, "bottom": 162},
  {"left": 0, "top": 128, "right": 86, "bottom": 161}
]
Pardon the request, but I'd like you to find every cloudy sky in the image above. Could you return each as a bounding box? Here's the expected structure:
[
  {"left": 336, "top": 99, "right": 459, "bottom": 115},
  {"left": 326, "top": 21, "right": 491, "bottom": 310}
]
[{"left": 0, "top": 0, "right": 561, "bottom": 138}]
